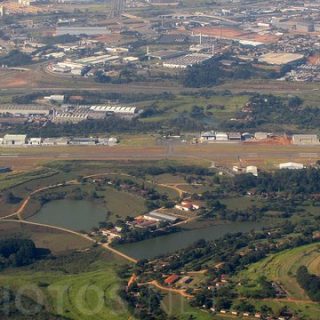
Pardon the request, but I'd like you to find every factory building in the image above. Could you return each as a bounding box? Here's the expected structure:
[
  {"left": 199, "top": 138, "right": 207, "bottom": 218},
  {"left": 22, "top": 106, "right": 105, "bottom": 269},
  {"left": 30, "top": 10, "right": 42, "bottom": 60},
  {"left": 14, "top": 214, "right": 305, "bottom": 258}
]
[
  {"left": 76, "top": 54, "right": 119, "bottom": 66},
  {"left": 89, "top": 105, "right": 137, "bottom": 115},
  {"left": 3, "top": 134, "right": 27, "bottom": 145},
  {"left": 0, "top": 105, "right": 50, "bottom": 116},
  {"left": 147, "top": 50, "right": 186, "bottom": 60},
  {"left": 163, "top": 53, "right": 212, "bottom": 69},
  {"left": 292, "top": 134, "right": 319, "bottom": 145},
  {"left": 258, "top": 52, "right": 304, "bottom": 66},
  {"left": 53, "top": 112, "right": 89, "bottom": 124}
]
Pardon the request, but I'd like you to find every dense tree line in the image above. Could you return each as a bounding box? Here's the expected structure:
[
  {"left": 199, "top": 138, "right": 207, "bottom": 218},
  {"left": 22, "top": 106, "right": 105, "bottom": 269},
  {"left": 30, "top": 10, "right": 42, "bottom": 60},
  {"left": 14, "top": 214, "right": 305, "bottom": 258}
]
[
  {"left": 130, "top": 165, "right": 213, "bottom": 177},
  {"left": 0, "top": 238, "right": 48, "bottom": 269},
  {"left": 232, "top": 168, "right": 320, "bottom": 194},
  {"left": 119, "top": 285, "right": 165, "bottom": 320},
  {"left": 0, "top": 50, "right": 32, "bottom": 67},
  {"left": 182, "top": 58, "right": 284, "bottom": 88},
  {"left": 296, "top": 266, "right": 320, "bottom": 302},
  {"left": 223, "top": 94, "right": 320, "bottom": 130}
]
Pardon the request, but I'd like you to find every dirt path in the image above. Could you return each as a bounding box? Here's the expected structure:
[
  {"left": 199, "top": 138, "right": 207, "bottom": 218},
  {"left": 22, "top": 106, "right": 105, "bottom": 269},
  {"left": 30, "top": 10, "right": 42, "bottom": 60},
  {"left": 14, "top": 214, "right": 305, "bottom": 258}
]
[
  {"left": 157, "top": 183, "right": 201, "bottom": 197},
  {"left": 143, "top": 280, "right": 193, "bottom": 299},
  {"left": 262, "top": 297, "right": 318, "bottom": 304}
]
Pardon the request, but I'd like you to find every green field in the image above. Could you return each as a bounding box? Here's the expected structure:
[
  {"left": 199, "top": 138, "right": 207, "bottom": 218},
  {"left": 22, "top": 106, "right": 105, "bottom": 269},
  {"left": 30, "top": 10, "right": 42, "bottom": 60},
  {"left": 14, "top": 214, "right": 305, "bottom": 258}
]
[
  {"left": 0, "top": 250, "right": 132, "bottom": 320},
  {"left": 104, "top": 186, "right": 147, "bottom": 220},
  {"left": 139, "top": 94, "right": 249, "bottom": 124},
  {"left": 0, "top": 168, "right": 59, "bottom": 192},
  {"left": 0, "top": 221, "right": 91, "bottom": 254}
]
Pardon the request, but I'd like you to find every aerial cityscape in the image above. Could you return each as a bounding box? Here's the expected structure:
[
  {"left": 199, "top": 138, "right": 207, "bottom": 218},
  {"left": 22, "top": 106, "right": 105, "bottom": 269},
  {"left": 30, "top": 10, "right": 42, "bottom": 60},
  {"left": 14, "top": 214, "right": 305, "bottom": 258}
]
[{"left": 0, "top": 0, "right": 320, "bottom": 319}]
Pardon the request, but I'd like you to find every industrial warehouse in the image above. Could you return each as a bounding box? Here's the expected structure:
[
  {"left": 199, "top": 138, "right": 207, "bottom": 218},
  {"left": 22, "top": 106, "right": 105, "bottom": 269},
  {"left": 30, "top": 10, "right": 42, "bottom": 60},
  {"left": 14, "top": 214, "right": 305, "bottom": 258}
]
[
  {"left": 0, "top": 101, "right": 140, "bottom": 124},
  {"left": 199, "top": 131, "right": 320, "bottom": 145},
  {"left": 0, "top": 134, "right": 118, "bottom": 146}
]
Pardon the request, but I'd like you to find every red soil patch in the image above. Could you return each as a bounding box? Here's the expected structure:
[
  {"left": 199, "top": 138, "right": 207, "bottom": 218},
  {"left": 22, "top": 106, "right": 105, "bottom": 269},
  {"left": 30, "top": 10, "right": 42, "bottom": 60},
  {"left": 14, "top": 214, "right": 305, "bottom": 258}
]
[
  {"left": 244, "top": 136, "right": 292, "bottom": 145},
  {"left": 308, "top": 55, "right": 320, "bottom": 65}
]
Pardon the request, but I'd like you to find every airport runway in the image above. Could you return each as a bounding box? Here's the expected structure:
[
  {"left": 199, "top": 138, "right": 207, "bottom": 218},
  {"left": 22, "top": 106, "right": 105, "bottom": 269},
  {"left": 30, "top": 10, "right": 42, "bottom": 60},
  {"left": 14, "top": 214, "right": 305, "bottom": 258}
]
[{"left": 1, "top": 143, "right": 320, "bottom": 170}]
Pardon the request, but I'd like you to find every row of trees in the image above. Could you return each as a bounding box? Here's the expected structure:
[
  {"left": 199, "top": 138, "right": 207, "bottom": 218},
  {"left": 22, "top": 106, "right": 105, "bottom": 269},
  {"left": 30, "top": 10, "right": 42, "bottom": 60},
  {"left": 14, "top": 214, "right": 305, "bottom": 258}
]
[
  {"left": 0, "top": 238, "right": 47, "bottom": 269},
  {"left": 232, "top": 168, "right": 320, "bottom": 194},
  {"left": 296, "top": 266, "right": 320, "bottom": 302}
]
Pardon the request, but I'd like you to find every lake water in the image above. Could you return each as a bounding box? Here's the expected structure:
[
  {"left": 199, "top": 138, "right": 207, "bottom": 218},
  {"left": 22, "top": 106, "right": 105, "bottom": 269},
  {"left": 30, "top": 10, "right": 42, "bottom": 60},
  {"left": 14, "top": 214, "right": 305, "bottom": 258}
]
[
  {"left": 29, "top": 199, "right": 261, "bottom": 260},
  {"left": 116, "top": 221, "right": 261, "bottom": 260},
  {"left": 28, "top": 200, "right": 106, "bottom": 232}
]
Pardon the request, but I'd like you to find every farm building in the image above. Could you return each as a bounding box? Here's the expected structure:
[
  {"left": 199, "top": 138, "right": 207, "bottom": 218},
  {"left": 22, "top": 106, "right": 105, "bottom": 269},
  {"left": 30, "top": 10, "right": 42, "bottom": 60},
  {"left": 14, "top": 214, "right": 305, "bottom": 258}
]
[
  {"left": 175, "top": 200, "right": 200, "bottom": 212},
  {"left": 292, "top": 134, "right": 319, "bottom": 145},
  {"left": 144, "top": 211, "right": 178, "bottom": 223},
  {"left": 279, "top": 162, "right": 304, "bottom": 170},
  {"left": 3, "top": 134, "right": 27, "bottom": 145}
]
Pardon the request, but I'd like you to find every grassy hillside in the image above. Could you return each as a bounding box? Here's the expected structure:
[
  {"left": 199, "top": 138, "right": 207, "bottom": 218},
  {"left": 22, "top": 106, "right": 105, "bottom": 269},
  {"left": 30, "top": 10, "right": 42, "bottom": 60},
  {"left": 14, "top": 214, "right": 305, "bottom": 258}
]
[
  {"left": 0, "top": 249, "right": 132, "bottom": 320},
  {"left": 236, "top": 243, "right": 320, "bottom": 319}
]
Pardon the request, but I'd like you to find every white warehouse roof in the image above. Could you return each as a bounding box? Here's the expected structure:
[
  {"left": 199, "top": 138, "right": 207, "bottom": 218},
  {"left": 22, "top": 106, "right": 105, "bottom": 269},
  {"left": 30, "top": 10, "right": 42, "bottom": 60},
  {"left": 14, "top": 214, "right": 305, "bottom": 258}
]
[
  {"left": 279, "top": 162, "right": 304, "bottom": 170},
  {"left": 90, "top": 105, "right": 137, "bottom": 114}
]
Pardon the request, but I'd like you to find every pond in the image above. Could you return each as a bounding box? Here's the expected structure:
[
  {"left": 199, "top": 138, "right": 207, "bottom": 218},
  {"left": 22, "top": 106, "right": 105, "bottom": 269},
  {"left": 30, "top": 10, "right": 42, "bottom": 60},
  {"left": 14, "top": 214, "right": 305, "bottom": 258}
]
[
  {"left": 28, "top": 200, "right": 106, "bottom": 232},
  {"left": 116, "top": 221, "right": 261, "bottom": 260}
]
